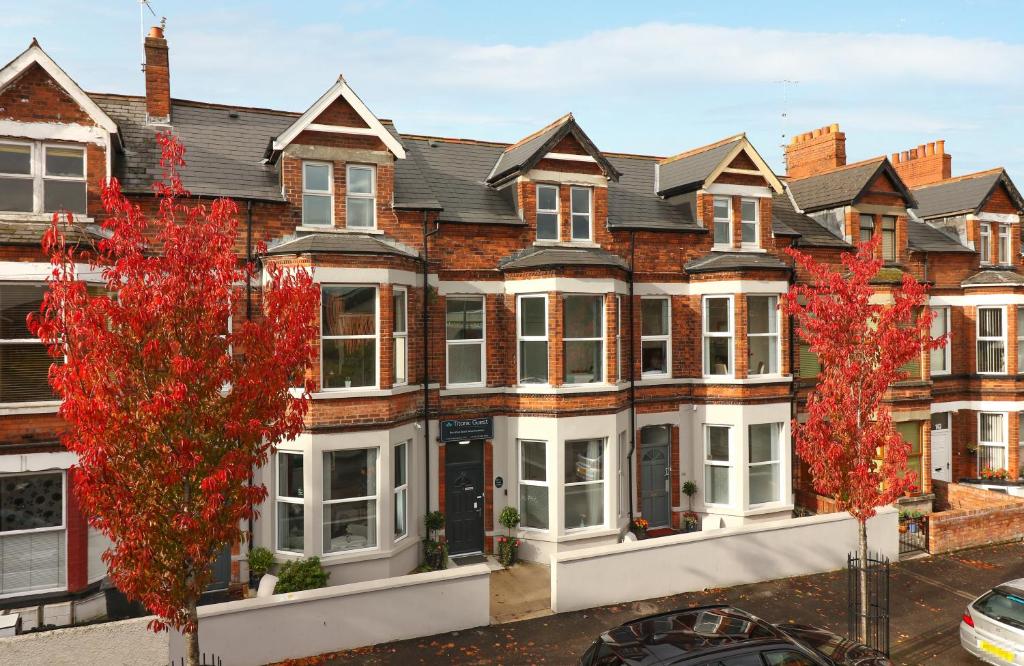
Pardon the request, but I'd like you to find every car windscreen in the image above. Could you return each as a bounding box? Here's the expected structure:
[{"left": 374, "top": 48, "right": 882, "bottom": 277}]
[{"left": 974, "top": 588, "right": 1024, "bottom": 630}]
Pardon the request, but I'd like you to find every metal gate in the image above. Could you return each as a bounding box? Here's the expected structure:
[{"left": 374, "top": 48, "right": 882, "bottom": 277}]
[
  {"left": 847, "top": 552, "right": 890, "bottom": 656},
  {"left": 898, "top": 514, "right": 928, "bottom": 556}
]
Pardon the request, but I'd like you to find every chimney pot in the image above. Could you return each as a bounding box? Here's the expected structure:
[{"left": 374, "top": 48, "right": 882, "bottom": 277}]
[
  {"left": 829, "top": 123, "right": 840, "bottom": 133},
  {"left": 892, "top": 152, "right": 900, "bottom": 164},
  {"left": 901, "top": 151, "right": 909, "bottom": 162},
  {"left": 937, "top": 140, "right": 945, "bottom": 154},
  {"left": 148, "top": 26, "right": 164, "bottom": 39}
]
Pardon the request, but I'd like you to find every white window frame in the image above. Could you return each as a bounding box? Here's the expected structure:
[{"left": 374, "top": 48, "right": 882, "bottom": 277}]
[
  {"left": 394, "top": 441, "right": 408, "bottom": 542},
  {"left": 746, "top": 294, "right": 779, "bottom": 376},
  {"left": 702, "top": 295, "right": 735, "bottom": 377},
  {"left": 0, "top": 470, "right": 67, "bottom": 599},
  {"left": 274, "top": 450, "right": 304, "bottom": 555},
  {"left": 518, "top": 440, "right": 549, "bottom": 531},
  {"left": 563, "top": 437, "right": 607, "bottom": 533},
  {"left": 976, "top": 305, "right": 1007, "bottom": 375},
  {"left": 999, "top": 223, "right": 1011, "bottom": 265},
  {"left": 320, "top": 285, "right": 379, "bottom": 390},
  {"left": 516, "top": 294, "right": 548, "bottom": 385},
  {"left": 302, "top": 161, "right": 333, "bottom": 226},
  {"left": 640, "top": 296, "right": 671, "bottom": 378},
  {"left": 0, "top": 140, "right": 87, "bottom": 216},
  {"left": 345, "top": 164, "right": 376, "bottom": 229},
  {"left": 713, "top": 196, "right": 732, "bottom": 247},
  {"left": 930, "top": 306, "right": 951, "bottom": 376},
  {"left": 740, "top": 197, "right": 759, "bottom": 248},
  {"left": 704, "top": 425, "right": 732, "bottom": 507},
  {"left": 536, "top": 183, "right": 559, "bottom": 241},
  {"left": 445, "top": 295, "right": 486, "bottom": 388},
  {"left": 980, "top": 222, "right": 992, "bottom": 264},
  {"left": 978, "top": 412, "right": 1008, "bottom": 475},
  {"left": 563, "top": 294, "right": 605, "bottom": 384},
  {"left": 747, "top": 423, "right": 782, "bottom": 508},
  {"left": 570, "top": 186, "right": 592, "bottom": 242},
  {"left": 616, "top": 295, "right": 623, "bottom": 382},
  {"left": 322, "top": 446, "right": 381, "bottom": 555},
  {"left": 392, "top": 287, "right": 407, "bottom": 387},
  {"left": 0, "top": 282, "right": 56, "bottom": 405}
]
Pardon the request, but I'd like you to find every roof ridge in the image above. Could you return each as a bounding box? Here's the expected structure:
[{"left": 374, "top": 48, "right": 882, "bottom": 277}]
[
  {"left": 89, "top": 92, "right": 303, "bottom": 117},
  {"left": 913, "top": 167, "right": 1005, "bottom": 190},
  {"left": 502, "top": 113, "right": 574, "bottom": 153},
  {"left": 788, "top": 156, "right": 886, "bottom": 181},
  {"left": 402, "top": 134, "right": 510, "bottom": 148},
  {"left": 658, "top": 133, "right": 745, "bottom": 166}
]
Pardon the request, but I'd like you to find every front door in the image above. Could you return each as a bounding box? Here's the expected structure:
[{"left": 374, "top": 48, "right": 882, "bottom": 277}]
[
  {"left": 640, "top": 428, "right": 671, "bottom": 528},
  {"left": 445, "top": 440, "right": 485, "bottom": 555},
  {"left": 931, "top": 412, "right": 952, "bottom": 483}
]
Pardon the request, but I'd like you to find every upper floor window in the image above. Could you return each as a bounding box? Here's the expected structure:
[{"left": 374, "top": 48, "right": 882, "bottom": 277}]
[
  {"left": 713, "top": 196, "right": 731, "bottom": 246},
  {"left": 640, "top": 297, "right": 670, "bottom": 377},
  {"left": 536, "top": 184, "right": 559, "bottom": 241},
  {"left": 392, "top": 288, "right": 407, "bottom": 386},
  {"left": 445, "top": 296, "right": 485, "bottom": 386},
  {"left": 859, "top": 214, "right": 874, "bottom": 244},
  {"left": 980, "top": 222, "right": 992, "bottom": 264},
  {"left": 0, "top": 142, "right": 86, "bottom": 215},
  {"left": 0, "top": 284, "right": 55, "bottom": 403},
  {"left": 930, "top": 306, "right": 950, "bottom": 375},
  {"left": 615, "top": 295, "right": 623, "bottom": 382},
  {"left": 346, "top": 165, "right": 376, "bottom": 229},
  {"left": 747, "top": 295, "right": 778, "bottom": 375},
  {"left": 322, "top": 286, "right": 377, "bottom": 389},
  {"left": 740, "top": 198, "right": 758, "bottom": 247},
  {"left": 998, "top": 224, "right": 1011, "bottom": 264},
  {"left": 703, "top": 296, "right": 733, "bottom": 376},
  {"left": 570, "top": 187, "right": 591, "bottom": 241},
  {"left": 563, "top": 295, "right": 603, "bottom": 384},
  {"left": 881, "top": 216, "right": 897, "bottom": 262},
  {"left": 518, "top": 295, "right": 548, "bottom": 384},
  {"left": 977, "top": 306, "right": 1006, "bottom": 374},
  {"left": 302, "top": 162, "right": 332, "bottom": 226}
]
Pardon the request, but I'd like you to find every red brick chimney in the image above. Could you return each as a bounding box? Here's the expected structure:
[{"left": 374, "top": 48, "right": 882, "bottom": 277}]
[
  {"left": 891, "top": 141, "right": 951, "bottom": 187},
  {"left": 785, "top": 124, "right": 846, "bottom": 179},
  {"left": 144, "top": 25, "right": 170, "bottom": 124}
]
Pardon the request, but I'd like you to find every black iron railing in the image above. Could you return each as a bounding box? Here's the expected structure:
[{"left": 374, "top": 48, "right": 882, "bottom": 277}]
[{"left": 847, "top": 552, "right": 890, "bottom": 656}]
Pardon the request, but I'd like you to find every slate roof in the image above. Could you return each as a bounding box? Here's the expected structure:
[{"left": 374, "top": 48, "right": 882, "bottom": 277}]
[
  {"left": 684, "top": 252, "right": 789, "bottom": 274},
  {"left": 265, "top": 232, "right": 418, "bottom": 257},
  {"left": 485, "top": 114, "right": 620, "bottom": 185},
  {"left": 606, "top": 155, "right": 702, "bottom": 231},
  {"left": 656, "top": 135, "right": 744, "bottom": 197},
  {"left": 771, "top": 192, "right": 849, "bottom": 248},
  {"left": 962, "top": 269, "right": 1024, "bottom": 287},
  {"left": 911, "top": 169, "right": 1021, "bottom": 219},
  {"left": 0, "top": 219, "right": 106, "bottom": 246},
  {"left": 488, "top": 115, "right": 568, "bottom": 183},
  {"left": 387, "top": 125, "right": 441, "bottom": 211},
  {"left": 906, "top": 219, "right": 972, "bottom": 253},
  {"left": 787, "top": 158, "right": 916, "bottom": 213},
  {"left": 498, "top": 245, "right": 629, "bottom": 271}
]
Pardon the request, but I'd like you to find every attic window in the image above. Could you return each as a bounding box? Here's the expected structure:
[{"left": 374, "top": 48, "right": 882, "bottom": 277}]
[
  {"left": 881, "top": 216, "right": 897, "bottom": 262},
  {"left": 0, "top": 142, "right": 86, "bottom": 215},
  {"left": 713, "top": 197, "right": 731, "bottom": 246}
]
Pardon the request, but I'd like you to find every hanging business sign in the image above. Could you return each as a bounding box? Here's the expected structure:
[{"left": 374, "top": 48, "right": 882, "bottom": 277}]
[{"left": 439, "top": 417, "right": 493, "bottom": 442}]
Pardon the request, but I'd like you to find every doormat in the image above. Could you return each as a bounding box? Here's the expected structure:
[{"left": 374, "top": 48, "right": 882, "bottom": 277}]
[
  {"left": 646, "top": 528, "right": 677, "bottom": 539},
  {"left": 451, "top": 554, "right": 487, "bottom": 566}
]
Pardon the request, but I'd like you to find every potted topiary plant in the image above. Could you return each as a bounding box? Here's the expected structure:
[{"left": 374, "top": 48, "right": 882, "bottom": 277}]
[
  {"left": 246, "top": 546, "right": 275, "bottom": 589},
  {"left": 423, "top": 510, "right": 448, "bottom": 570},
  {"left": 682, "top": 480, "right": 699, "bottom": 532},
  {"left": 273, "top": 556, "right": 329, "bottom": 594},
  {"left": 497, "top": 505, "right": 521, "bottom": 567}
]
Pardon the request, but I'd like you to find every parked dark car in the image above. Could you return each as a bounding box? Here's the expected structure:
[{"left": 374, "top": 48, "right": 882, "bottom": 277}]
[{"left": 578, "top": 605, "right": 892, "bottom": 665}]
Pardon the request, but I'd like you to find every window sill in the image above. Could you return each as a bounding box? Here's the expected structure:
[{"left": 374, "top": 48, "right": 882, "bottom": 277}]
[
  {"left": 533, "top": 240, "right": 599, "bottom": 248},
  {"left": 0, "top": 212, "right": 94, "bottom": 224},
  {"left": 0, "top": 400, "right": 61, "bottom": 415},
  {"left": 297, "top": 225, "right": 383, "bottom": 235},
  {"left": 297, "top": 383, "right": 432, "bottom": 399},
  {"left": 704, "top": 503, "right": 794, "bottom": 518}
]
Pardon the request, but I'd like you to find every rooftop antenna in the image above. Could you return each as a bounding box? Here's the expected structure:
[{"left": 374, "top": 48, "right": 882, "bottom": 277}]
[
  {"left": 139, "top": 0, "right": 157, "bottom": 72},
  {"left": 775, "top": 79, "right": 799, "bottom": 169}
]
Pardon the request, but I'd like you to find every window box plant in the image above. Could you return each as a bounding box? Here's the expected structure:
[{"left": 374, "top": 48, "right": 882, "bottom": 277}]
[
  {"left": 630, "top": 517, "right": 649, "bottom": 539},
  {"left": 246, "top": 546, "right": 275, "bottom": 589},
  {"left": 497, "top": 506, "right": 521, "bottom": 567}
]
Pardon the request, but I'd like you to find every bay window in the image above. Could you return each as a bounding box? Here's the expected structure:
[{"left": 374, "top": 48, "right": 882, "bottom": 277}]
[
  {"left": 519, "top": 440, "right": 548, "bottom": 529},
  {"left": 0, "top": 284, "right": 55, "bottom": 403},
  {"left": 748, "top": 423, "right": 781, "bottom": 505},
  {"left": 977, "top": 306, "right": 1006, "bottom": 374},
  {"left": 394, "top": 442, "right": 408, "bottom": 540},
  {"left": 979, "top": 412, "right": 1007, "bottom": 473},
  {"left": 322, "top": 286, "right": 377, "bottom": 389},
  {"left": 346, "top": 165, "right": 375, "bottom": 229},
  {"left": 446, "top": 296, "right": 485, "bottom": 386},
  {"left": 570, "top": 187, "right": 591, "bottom": 241},
  {"left": 302, "top": 161, "right": 332, "bottom": 226},
  {"left": 517, "top": 295, "right": 548, "bottom": 384},
  {"left": 747, "top": 295, "right": 778, "bottom": 375},
  {"left": 0, "top": 141, "right": 86, "bottom": 215},
  {"left": 536, "top": 184, "right": 559, "bottom": 241},
  {"left": 276, "top": 452, "right": 304, "bottom": 553},
  {"left": 703, "top": 296, "right": 733, "bottom": 376},
  {"left": 323, "top": 448, "right": 378, "bottom": 553},
  {"left": 563, "top": 295, "right": 604, "bottom": 383},
  {"left": 881, "top": 216, "right": 897, "bottom": 262},
  {"left": 640, "top": 297, "right": 670, "bottom": 376},
  {"left": 998, "top": 224, "right": 1011, "bottom": 264},
  {"left": 930, "top": 306, "right": 950, "bottom": 375},
  {"left": 980, "top": 222, "right": 991, "bottom": 264},
  {"left": 564, "top": 438, "right": 604, "bottom": 529},
  {"left": 392, "top": 288, "right": 407, "bottom": 386},
  {"left": 705, "top": 425, "right": 731, "bottom": 505},
  {"left": 713, "top": 197, "right": 731, "bottom": 246},
  {"left": 740, "top": 198, "right": 758, "bottom": 246},
  {"left": 0, "top": 472, "right": 65, "bottom": 596}
]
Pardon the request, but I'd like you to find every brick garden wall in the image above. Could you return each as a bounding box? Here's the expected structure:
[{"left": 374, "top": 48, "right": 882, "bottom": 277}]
[{"left": 928, "top": 480, "right": 1024, "bottom": 553}]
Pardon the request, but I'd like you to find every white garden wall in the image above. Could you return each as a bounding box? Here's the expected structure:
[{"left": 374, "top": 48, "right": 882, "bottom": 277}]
[
  {"left": 168, "top": 563, "right": 491, "bottom": 666},
  {"left": 0, "top": 616, "right": 168, "bottom": 666},
  {"left": 550, "top": 508, "right": 898, "bottom": 613}
]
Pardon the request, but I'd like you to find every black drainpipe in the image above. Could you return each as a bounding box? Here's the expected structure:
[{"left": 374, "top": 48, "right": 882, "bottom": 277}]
[
  {"left": 245, "top": 200, "right": 254, "bottom": 559},
  {"left": 422, "top": 212, "right": 440, "bottom": 519},
  {"left": 627, "top": 230, "right": 637, "bottom": 523},
  {"left": 787, "top": 241, "right": 798, "bottom": 507}
]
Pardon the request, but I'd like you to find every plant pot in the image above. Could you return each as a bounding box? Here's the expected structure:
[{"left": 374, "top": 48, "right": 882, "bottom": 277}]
[
  {"left": 908, "top": 523, "right": 918, "bottom": 534},
  {"left": 899, "top": 524, "right": 908, "bottom": 534},
  {"left": 248, "top": 572, "right": 264, "bottom": 589},
  {"left": 497, "top": 540, "right": 519, "bottom": 567}
]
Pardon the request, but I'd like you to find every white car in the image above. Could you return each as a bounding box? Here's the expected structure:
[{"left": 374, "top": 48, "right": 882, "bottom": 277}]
[{"left": 961, "top": 579, "right": 1024, "bottom": 665}]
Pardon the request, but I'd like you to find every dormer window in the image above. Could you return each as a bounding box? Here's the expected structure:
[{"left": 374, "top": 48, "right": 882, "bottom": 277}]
[
  {"left": 881, "top": 216, "right": 897, "bottom": 262},
  {"left": 302, "top": 162, "right": 332, "bottom": 226},
  {"left": 980, "top": 222, "right": 992, "bottom": 264},
  {"left": 0, "top": 142, "right": 86, "bottom": 215},
  {"left": 998, "top": 224, "right": 1010, "bottom": 265},
  {"left": 740, "top": 198, "right": 758, "bottom": 247},
  {"left": 859, "top": 214, "right": 874, "bottom": 244},
  {"left": 536, "top": 184, "right": 558, "bottom": 241},
  {"left": 713, "top": 197, "right": 731, "bottom": 246},
  {"left": 346, "top": 165, "right": 376, "bottom": 229},
  {"left": 570, "top": 187, "right": 591, "bottom": 241}
]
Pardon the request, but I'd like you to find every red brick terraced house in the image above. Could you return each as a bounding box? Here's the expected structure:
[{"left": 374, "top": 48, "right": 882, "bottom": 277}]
[{"left": 0, "top": 28, "right": 1021, "bottom": 624}]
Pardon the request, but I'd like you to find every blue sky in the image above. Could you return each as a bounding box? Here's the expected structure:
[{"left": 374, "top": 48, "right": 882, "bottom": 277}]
[{"left": 3, "top": 1, "right": 1023, "bottom": 179}]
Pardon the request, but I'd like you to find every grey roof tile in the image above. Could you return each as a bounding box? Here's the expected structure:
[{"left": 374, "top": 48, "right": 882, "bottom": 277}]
[
  {"left": 906, "top": 219, "right": 972, "bottom": 253},
  {"left": 606, "top": 155, "right": 702, "bottom": 231},
  {"left": 962, "top": 269, "right": 1024, "bottom": 286},
  {"left": 787, "top": 159, "right": 916, "bottom": 213},
  {"left": 486, "top": 115, "right": 620, "bottom": 185},
  {"left": 772, "top": 192, "right": 849, "bottom": 248},
  {"left": 498, "top": 244, "right": 628, "bottom": 270},
  {"left": 386, "top": 123, "right": 441, "bottom": 211},
  {"left": 0, "top": 219, "right": 105, "bottom": 247},
  {"left": 684, "top": 251, "right": 789, "bottom": 274},
  {"left": 265, "top": 232, "right": 418, "bottom": 257},
  {"left": 656, "top": 136, "right": 743, "bottom": 197},
  {"left": 912, "top": 170, "right": 1020, "bottom": 219}
]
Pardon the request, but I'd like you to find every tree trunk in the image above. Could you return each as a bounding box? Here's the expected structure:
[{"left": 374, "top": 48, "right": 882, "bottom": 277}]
[
  {"left": 186, "top": 599, "right": 200, "bottom": 666},
  {"left": 858, "top": 518, "right": 869, "bottom": 643}
]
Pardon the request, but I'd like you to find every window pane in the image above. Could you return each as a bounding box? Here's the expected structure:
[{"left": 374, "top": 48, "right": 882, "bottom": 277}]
[
  {"left": 347, "top": 167, "right": 373, "bottom": 194},
  {"left": 705, "top": 298, "right": 730, "bottom": 333},
  {"left": 0, "top": 144, "right": 30, "bottom": 175},
  {"left": 741, "top": 220, "right": 757, "bottom": 244},
  {"left": 520, "top": 297, "right": 546, "bottom": 337},
  {"left": 446, "top": 297, "right": 483, "bottom": 340},
  {"left": 749, "top": 463, "right": 779, "bottom": 504},
  {"left": 571, "top": 214, "right": 590, "bottom": 240},
  {"left": 0, "top": 473, "right": 63, "bottom": 531},
  {"left": 705, "top": 338, "right": 731, "bottom": 375},
  {"left": 537, "top": 212, "right": 558, "bottom": 240},
  {"left": 749, "top": 336, "right": 777, "bottom": 375},
  {"left": 706, "top": 465, "right": 729, "bottom": 504},
  {"left": 395, "top": 487, "right": 407, "bottom": 538},
  {"left": 565, "top": 483, "right": 603, "bottom": 529},
  {"left": 394, "top": 336, "right": 407, "bottom": 384},
  {"left": 980, "top": 445, "right": 1006, "bottom": 471},
  {"left": 641, "top": 299, "right": 668, "bottom": 336},
  {"left": 323, "top": 338, "right": 376, "bottom": 388},
  {"left": 714, "top": 198, "right": 729, "bottom": 219},
  {"left": 302, "top": 193, "right": 331, "bottom": 225},
  {"left": 979, "top": 308, "right": 1003, "bottom": 337},
  {"left": 448, "top": 343, "right": 482, "bottom": 384},
  {"left": 564, "top": 340, "right": 602, "bottom": 382},
  {"left": 522, "top": 441, "right": 546, "bottom": 482},
  {"left": 304, "top": 163, "right": 330, "bottom": 191},
  {"left": 323, "top": 287, "right": 376, "bottom": 337},
  {"left": 277, "top": 453, "right": 304, "bottom": 498},
  {"left": 395, "top": 443, "right": 407, "bottom": 487},
  {"left": 641, "top": 340, "right": 667, "bottom": 374},
  {"left": 276, "top": 503, "right": 303, "bottom": 552},
  {"left": 537, "top": 185, "right": 557, "bottom": 211},
  {"left": 707, "top": 427, "right": 729, "bottom": 462},
  {"left": 571, "top": 188, "right": 590, "bottom": 214},
  {"left": 1, "top": 285, "right": 44, "bottom": 340},
  {"left": 519, "top": 340, "right": 547, "bottom": 383},
  {"left": 393, "top": 291, "right": 406, "bottom": 333},
  {"left": 714, "top": 219, "right": 730, "bottom": 245},
  {"left": 741, "top": 199, "right": 757, "bottom": 222},
  {"left": 747, "top": 296, "right": 776, "bottom": 334},
  {"left": 346, "top": 197, "right": 374, "bottom": 227},
  {"left": 521, "top": 485, "right": 548, "bottom": 529},
  {"left": 565, "top": 439, "right": 604, "bottom": 483},
  {"left": 44, "top": 147, "right": 84, "bottom": 178},
  {"left": 564, "top": 296, "right": 602, "bottom": 338},
  {"left": 0, "top": 530, "right": 65, "bottom": 594},
  {"left": 324, "top": 500, "right": 377, "bottom": 552},
  {"left": 981, "top": 413, "right": 1004, "bottom": 443},
  {"left": 896, "top": 422, "right": 921, "bottom": 453},
  {"left": 749, "top": 424, "right": 777, "bottom": 463},
  {"left": 0, "top": 178, "right": 33, "bottom": 212},
  {"left": 0, "top": 344, "right": 54, "bottom": 403},
  {"left": 323, "top": 448, "right": 377, "bottom": 500},
  {"left": 43, "top": 180, "right": 86, "bottom": 214},
  {"left": 978, "top": 340, "right": 1005, "bottom": 373},
  {"left": 931, "top": 308, "right": 948, "bottom": 373}
]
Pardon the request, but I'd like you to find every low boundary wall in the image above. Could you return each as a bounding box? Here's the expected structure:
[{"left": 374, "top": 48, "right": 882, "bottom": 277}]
[
  {"left": 0, "top": 616, "right": 168, "bottom": 666},
  {"left": 168, "top": 563, "right": 491, "bottom": 666},
  {"left": 929, "top": 481, "right": 1024, "bottom": 553},
  {"left": 551, "top": 508, "right": 898, "bottom": 613}
]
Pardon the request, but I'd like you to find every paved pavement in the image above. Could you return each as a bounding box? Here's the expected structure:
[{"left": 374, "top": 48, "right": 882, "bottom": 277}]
[{"left": 312, "top": 541, "right": 1024, "bottom": 665}]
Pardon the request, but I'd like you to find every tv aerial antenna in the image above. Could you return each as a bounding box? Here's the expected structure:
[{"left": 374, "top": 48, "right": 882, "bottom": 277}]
[
  {"left": 139, "top": 0, "right": 162, "bottom": 71},
  {"left": 775, "top": 79, "right": 799, "bottom": 168}
]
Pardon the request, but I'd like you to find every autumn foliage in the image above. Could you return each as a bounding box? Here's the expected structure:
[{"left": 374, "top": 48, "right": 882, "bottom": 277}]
[{"left": 31, "top": 133, "right": 318, "bottom": 641}]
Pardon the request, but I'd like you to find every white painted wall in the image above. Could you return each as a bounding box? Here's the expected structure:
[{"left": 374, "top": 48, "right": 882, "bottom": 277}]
[
  {"left": 0, "top": 616, "right": 168, "bottom": 666},
  {"left": 168, "top": 563, "right": 491, "bottom": 666},
  {"left": 550, "top": 508, "right": 898, "bottom": 613}
]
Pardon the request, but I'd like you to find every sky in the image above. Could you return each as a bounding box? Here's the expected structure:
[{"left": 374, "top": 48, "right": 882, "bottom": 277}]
[{"left": 2, "top": 1, "right": 1022, "bottom": 179}]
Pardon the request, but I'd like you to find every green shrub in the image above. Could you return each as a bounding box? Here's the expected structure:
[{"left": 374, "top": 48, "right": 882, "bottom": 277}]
[
  {"left": 247, "top": 546, "right": 275, "bottom": 576},
  {"left": 498, "top": 505, "right": 520, "bottom": 533},
  {"left": 274, "top": 556, "right": 330, "bottom": 593}
]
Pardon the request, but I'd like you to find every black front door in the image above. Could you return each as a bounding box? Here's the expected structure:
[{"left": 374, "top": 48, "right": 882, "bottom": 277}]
[{"left": 445, "top": 440, "right": 485, "bottom": 555}]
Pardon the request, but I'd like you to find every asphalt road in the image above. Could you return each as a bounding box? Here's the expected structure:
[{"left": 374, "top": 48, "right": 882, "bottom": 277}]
[{"left": 310, "top": 541, "right": 1024, "bottom": 665}]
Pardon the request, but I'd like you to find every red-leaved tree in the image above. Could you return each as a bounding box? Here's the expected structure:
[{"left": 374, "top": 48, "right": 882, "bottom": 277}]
[
  {"left": 781, "top": 235, "right": 945, "bottom": 641},
  {"left": 31, "top": 134, "right": 319, "bottom": 665}
]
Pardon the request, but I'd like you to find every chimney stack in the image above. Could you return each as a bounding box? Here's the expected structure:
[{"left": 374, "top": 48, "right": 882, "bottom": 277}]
[
  {"left": 784, "top": 124, "right": 846, "bottom": 179},
  {"left": 144, "top": 23, "right": 170, "bottom": 124},
  {"left": 891, "top": 139, "right": 951, "bottom": 187}
]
